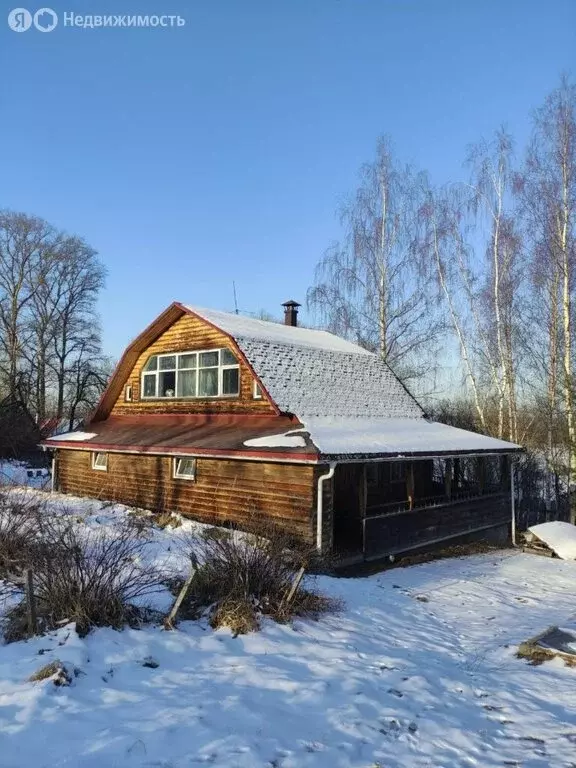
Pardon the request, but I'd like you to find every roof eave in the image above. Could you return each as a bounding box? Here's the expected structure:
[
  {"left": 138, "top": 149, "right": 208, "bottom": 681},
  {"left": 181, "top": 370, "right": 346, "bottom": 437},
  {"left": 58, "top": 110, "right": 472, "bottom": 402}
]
[
  {"left": 43, "top": 440, "right": 319, "bottom": 464},
  {"left": 317, "top": 446, "right": 523, "bottom": 462}
]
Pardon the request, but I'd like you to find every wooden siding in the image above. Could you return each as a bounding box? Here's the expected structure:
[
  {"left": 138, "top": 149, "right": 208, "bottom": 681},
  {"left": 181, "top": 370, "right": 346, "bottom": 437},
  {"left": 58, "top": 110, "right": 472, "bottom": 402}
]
[
  {"left": 111, "top": 314, "right": 275, "bottom": 416},
  {"left": 56, "top": 449, "right": 315, "bottom": 541}
]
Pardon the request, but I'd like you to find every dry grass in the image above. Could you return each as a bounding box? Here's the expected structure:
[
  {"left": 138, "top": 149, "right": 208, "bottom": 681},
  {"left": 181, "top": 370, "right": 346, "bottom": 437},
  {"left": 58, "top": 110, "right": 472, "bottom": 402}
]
[
  {"left": 516, "top": 642, "right": 576, "bottom": 668},
  {"left": 155, "top": 511, "right": 182, "bottom": 529},
  {"left": 28, "top": 660, "right": 72, "bottom": 685}
]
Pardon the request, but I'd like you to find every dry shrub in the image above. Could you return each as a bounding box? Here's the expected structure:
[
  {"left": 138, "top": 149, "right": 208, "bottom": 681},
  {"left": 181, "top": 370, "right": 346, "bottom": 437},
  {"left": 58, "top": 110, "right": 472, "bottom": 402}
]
[
  {"left": 178, "top": 518, "right": 339, "bottom": 634},
  {"left": 0, "top": 490, "right": 44, "bottom": 578},
  {"left": 4, "top": 517, "right": 164, "bottom": 641}
]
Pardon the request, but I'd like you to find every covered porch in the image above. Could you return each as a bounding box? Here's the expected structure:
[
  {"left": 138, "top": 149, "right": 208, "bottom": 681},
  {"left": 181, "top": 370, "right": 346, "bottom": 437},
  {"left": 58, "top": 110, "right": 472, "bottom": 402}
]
[{"left": 332, "top": 454, "right": 514, "bottom": 561}]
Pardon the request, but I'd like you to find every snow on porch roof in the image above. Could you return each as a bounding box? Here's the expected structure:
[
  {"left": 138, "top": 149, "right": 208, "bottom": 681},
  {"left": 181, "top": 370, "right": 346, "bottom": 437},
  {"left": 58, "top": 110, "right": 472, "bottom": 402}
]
[{"left": 304, "top": 417, "right": 522, "bottom": 458}]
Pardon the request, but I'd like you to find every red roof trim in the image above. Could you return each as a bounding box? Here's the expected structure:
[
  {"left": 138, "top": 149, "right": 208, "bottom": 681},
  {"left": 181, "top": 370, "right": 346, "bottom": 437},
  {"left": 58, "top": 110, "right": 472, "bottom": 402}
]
[{"left": 45, "top": 440, "right": 318, "bottom": 463}]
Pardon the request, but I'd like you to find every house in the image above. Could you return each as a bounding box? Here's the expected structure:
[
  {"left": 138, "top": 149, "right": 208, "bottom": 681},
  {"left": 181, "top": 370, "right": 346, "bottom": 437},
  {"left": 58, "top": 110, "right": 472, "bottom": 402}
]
[
  {"left": 43, "top": 300, "right": 521, "bottom": 563},
  {"left": 0, "top": 392, "right": 41, "bottom": 460}
]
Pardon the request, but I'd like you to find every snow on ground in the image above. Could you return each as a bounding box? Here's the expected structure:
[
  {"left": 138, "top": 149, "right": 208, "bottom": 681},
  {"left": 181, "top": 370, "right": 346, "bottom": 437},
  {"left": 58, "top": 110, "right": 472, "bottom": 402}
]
[
  {"left": 528, "top": 520, "right": 576, "bottom": 560},
  {"left": 1, "top": 489, "right": 576, "bottom": 767}
]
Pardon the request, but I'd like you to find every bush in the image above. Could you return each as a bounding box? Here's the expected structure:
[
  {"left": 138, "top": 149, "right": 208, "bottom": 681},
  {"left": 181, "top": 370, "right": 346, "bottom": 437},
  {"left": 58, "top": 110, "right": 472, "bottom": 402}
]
[
  {"left": 0, "top": 490, "right": 43, "bottom": 578},
  {"left": 3, "top": 517, "right": 164, "bottom": 641},
  {"left": 177, "top": 519, "right": 339, "bottom": 634}
]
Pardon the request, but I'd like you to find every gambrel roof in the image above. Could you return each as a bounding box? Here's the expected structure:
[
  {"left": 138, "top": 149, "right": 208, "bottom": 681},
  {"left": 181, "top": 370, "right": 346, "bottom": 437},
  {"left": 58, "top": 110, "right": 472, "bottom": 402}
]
[
  {"left": 186, "top": 306, "right": 424, "bottom": 420},
  {"left": 48, "top": 302, "right": 520, "bottom": 461}
]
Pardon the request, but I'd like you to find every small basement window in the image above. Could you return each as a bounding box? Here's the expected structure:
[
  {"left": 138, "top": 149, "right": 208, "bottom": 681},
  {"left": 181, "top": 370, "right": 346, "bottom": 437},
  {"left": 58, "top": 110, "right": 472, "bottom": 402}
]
[
  {"left": 253, "top": 381, "right": 263, "bottom": 399},
  {"left": 173, "top": 456, "right": 196, "bottom": 480},
  {"left": 92, "top": 452, "right": 108, "bottom": 472}
]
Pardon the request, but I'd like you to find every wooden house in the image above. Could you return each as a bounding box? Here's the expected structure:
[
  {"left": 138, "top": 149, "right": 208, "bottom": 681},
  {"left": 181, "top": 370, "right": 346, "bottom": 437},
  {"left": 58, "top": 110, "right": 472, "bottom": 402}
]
[
  {"left": 43, "top": 301, "right": 521, "bottom": 563},
  {"left": 0, "top": 393, "right": 41, "bottom": 459}
]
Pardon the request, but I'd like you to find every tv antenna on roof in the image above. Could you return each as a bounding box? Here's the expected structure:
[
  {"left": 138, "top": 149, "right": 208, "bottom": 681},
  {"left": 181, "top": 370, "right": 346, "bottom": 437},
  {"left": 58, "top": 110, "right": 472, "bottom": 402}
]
[{"left": 232, "top": 281, "right": 239, "bottom": 315}]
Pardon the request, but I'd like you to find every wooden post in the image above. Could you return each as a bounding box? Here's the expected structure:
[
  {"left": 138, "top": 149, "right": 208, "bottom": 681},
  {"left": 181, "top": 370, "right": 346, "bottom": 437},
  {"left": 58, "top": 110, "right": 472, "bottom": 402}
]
[
  {"left": 164, "top": 565, "right": 196, "bottom": 630},
  {"left": 358, "top": 464, "right": 367, "bottom": 519},
  {"left": 281, "top": 566, "right": 306, "bottom": 610},
  {"left": 25, "top": 569, "right": 37, "bottom": 636},
  {"left": 445, "top": 458, "right": 453, "bottom": 501},
  {"left": 477, "top": 456, "right": 486, "bottom": 495},
  {"left": 453, "top": 458, "right": 460, "bottom": 495},
  {"left": 406, "top": 463, "right": 415, "bottom": 510}
]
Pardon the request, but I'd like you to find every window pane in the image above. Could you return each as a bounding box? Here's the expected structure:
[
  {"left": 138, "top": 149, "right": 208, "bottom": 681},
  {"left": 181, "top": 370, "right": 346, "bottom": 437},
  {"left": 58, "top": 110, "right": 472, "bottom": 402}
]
[
  {"left": 159, "top": 355, "right": 176, "bottom": 370},
  {"left": 198, "top": 368, "right": 218, "bottom": 396},
  {"left": 175, "top": 458, "right": 196, "bottom": 478},
  {"left": 199, "top": 351, "right": 218, "bottom": 368},
  {"left": 177, "top": 369, "right": 196, "bottom": 397},
  {"left": 178, "top": 353, "right": 197, "bottom": 369},
  {"left": 144, "top": 355, "right": 158, "bottom": 372},
  {"left": 93, "top": 452, "right": 107, "bottom": 470},
  {"left": 159, "top": 370, "right": 176, "bottom": 397},
  {"left": 143, "top": 373, "right": 156, "bottom": 397},
  {"left": 222, "top": 367, "right": 239, "bottom": 395},
  {"left": 220, "top": 348, "right": 237, "bottom": 366}
]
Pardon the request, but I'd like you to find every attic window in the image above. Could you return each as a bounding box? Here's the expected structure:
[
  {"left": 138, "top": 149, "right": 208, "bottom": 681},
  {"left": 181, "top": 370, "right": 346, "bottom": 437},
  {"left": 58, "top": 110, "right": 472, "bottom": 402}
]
[
  {"left": 141, "top": 349, "right": 239, "bottom": 399},
  {"left": 125, "top": 385, "right": 133, "bottom": 402},
  {"left": 173, "top": 456, "right": 196, "bottom": 480},
  {"left": 92, "top": 452, "right": 108, "bottom": 472},
  {"left": 253, "top": 381, "right": 263, "bottom": 399}
]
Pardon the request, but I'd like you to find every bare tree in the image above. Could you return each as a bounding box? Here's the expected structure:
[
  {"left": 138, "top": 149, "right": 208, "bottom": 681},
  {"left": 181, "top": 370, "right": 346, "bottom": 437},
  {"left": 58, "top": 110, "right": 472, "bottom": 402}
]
[
  {"left": 0, "top": 211, "right": 106, "bottom": 430},
  {"left": 517, "top": 76, "right": 576, "bottom": 507},
  {"left": 467, "top": 129, "right": 523, "bottom": 440},
  {"left": 307, "top": 137, "right": 442, "bottom": 387},
  {"left": 47, "top": 237, "right": 106, "bottom": 419},
  {"left": 0, "top": 212, "right": 56, "bottom": 398}
]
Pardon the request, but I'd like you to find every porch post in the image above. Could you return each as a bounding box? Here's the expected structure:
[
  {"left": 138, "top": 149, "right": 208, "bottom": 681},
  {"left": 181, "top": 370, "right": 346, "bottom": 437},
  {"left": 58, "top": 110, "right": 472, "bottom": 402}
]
[
  {"left": 510, "top": 457, "right": 516, "bottom": 546},
  {"left": 359, "top": 464, "right": 367, "bottom": 519},
  {"left": 445, "top": 458, "right": 453, "bottom": 501},
  {"left": 407, "top": 462, "right": 415, "bottom": 510}
]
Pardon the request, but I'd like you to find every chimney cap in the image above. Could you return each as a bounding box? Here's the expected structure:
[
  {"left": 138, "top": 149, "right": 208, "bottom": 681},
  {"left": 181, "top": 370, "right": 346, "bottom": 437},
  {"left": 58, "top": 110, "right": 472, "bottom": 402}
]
[{"left": 281, "top": 299, "right": 302, "bottom": 308}]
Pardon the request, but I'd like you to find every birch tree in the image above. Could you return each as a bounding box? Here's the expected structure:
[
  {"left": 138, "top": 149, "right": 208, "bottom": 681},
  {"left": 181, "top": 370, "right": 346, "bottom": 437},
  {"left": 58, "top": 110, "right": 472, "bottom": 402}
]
[
  {"left": 467, "top": 129, "right": 522, "bottom": 441},
  {"left": 517, "top": 76, "right": 576, "bottom": 504},
  {"left": 307, "top": 137, "right": 441, "bottom": 386}
]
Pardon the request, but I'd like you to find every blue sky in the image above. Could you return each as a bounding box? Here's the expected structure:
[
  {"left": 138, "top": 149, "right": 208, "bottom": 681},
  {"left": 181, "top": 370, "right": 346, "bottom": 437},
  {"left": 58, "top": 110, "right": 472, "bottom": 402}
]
[{"left": 1, "top": 0, "right": 575, "bottom": 359}]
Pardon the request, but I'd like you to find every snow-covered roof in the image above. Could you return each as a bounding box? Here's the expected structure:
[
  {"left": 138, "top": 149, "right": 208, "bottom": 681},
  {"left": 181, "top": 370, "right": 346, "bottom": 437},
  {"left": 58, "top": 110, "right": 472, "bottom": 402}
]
[
  {"left": 186, "top": 306, "right": 372, "bottom": 355},
  {"left": 302, "top": 417, "right": 521, "bottom": 457},
  {"left": 188, "top": 306, "right": 423, "bottom": 420}
]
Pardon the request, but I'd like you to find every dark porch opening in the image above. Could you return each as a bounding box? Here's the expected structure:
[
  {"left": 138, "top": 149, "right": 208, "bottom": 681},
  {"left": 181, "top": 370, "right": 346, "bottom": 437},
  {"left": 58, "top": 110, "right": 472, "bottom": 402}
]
[{"left": 332, "top": 455, "right": 512, "bottom": 560}]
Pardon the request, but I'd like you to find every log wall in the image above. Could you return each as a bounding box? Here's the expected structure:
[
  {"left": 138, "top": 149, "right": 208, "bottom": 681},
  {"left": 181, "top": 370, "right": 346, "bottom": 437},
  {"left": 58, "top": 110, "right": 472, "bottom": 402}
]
[
  {"left": 56, "top": 449, "right": 316, "bottom": 541},
  {"left": 111, "top": 314, "right": 275, "bottom": 416}
]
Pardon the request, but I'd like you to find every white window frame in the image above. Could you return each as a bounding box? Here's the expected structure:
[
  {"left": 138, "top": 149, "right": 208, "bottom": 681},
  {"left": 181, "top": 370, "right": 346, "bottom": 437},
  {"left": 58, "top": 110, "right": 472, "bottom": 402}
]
[
  {"left": 125, "top": 384, "right": 133, "bottom": 402},
  {"left": 141, "top": 348, "right": 240, "bottom": 400},
  {"left": 253, "top": 380, "right": 263, "bottom": 399},
  {"left": 173, "top": 456, "right": 196, "bottom": 480},
  {"left": 92, "top": 452, "right": 108, "bottom": 472}
]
